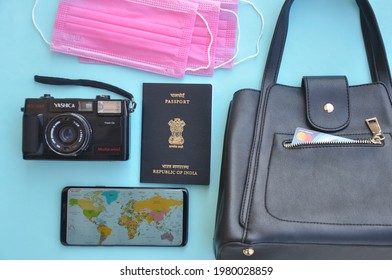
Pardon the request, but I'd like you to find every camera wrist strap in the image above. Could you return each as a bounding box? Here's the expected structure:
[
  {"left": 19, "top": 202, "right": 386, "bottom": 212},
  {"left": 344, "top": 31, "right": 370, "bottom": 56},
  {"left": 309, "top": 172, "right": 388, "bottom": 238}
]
[{"left": 34, "top": 75, "right": 137, "bottom": 113}]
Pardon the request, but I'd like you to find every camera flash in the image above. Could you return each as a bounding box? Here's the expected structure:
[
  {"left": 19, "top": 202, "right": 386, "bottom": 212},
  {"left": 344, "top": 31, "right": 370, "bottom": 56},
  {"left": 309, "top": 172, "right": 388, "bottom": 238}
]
[{"left": 98, "top": 101, "right": 122, "bottom": 114}]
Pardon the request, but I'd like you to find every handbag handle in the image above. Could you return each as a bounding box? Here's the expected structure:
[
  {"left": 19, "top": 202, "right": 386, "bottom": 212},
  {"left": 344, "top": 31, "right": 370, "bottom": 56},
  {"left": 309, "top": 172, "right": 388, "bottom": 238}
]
[{"left": 261, "top": 0, "right": 392, "bottom": 93}]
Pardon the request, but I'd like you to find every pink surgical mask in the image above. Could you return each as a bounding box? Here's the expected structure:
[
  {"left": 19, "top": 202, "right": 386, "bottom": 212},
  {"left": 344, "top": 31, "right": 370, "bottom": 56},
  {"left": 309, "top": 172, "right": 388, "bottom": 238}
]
[
  {"left": 214, "top": 0, "right": 239, "bottom": 69},
  {"left": 79, "top": 0, "right": 220, "bottom": 77},
  {"left": 216, "top": 0, "right": 264, "bottom": 69},
  {"left": 50, "top": 0, "right": 199, "bottom": 78},
  {"left": 184, "top": 0, "right": 220, "bottom": 76}
]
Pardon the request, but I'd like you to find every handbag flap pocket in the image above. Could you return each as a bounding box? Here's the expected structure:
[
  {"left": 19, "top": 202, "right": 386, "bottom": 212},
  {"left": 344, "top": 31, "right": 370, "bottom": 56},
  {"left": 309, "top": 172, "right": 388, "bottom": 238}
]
[{"left": 303, "top": 76, "right": 350, "bottom": 132}]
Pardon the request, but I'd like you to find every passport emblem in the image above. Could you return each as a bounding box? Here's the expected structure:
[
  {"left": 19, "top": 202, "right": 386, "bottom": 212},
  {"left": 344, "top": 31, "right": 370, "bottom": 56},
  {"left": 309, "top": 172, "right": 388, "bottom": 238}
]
[{"left": 168, "top": 118, "right": 186, "bottom": 147}]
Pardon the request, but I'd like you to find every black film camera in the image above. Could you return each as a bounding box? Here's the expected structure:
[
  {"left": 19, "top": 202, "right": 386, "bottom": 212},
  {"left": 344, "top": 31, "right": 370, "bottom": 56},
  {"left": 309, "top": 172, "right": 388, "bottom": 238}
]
[{"left": 22, "top": 76, "right": 136, "bottom": 161}]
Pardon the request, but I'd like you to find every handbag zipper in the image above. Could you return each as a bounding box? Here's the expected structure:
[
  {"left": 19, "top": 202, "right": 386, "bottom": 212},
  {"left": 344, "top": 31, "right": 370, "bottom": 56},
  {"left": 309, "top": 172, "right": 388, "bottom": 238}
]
[{"left": 284, "top": 117, "right": 385, "bottom": 149}]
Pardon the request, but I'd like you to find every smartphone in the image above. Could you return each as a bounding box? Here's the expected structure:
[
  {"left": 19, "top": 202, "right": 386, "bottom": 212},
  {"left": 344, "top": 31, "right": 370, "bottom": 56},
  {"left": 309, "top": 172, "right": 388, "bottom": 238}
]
[{"left": 61, "top": 187, "right": 188, "bottom": 246}]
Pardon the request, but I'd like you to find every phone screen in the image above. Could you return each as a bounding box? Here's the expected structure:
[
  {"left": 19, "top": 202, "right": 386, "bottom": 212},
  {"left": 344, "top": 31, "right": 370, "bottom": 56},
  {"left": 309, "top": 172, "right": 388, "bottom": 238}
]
[{"left": 61, "top": 187, "right": 188, "bottom": 246}]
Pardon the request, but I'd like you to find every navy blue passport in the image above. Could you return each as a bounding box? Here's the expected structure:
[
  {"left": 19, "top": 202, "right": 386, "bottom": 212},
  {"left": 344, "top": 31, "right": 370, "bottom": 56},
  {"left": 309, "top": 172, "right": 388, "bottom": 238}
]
[{"left": 141, "top": 83, "right": 212, "bottom": 185}]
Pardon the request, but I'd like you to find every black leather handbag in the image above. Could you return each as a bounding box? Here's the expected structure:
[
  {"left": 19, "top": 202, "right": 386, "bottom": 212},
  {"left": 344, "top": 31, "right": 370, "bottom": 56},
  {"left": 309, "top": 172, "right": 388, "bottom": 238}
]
[{"left": 214, "top": 0, "right": 392, "bottom": 260}]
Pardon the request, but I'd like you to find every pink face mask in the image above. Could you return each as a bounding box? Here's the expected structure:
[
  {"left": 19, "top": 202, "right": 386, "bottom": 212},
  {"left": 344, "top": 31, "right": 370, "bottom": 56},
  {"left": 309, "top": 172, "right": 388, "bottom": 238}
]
[
  {"left": 215, "top": 0, "right": 265, "bottom": 69},
  {"left": 184, "top": 0, "right": 220, "bottom": 76},
  {"left": 78, "top": 0, "right": 220, "bottom": 77},
  {"left": 214, "top": 0, "right": 239, "bottom": 69},
  {"left": 50, "top": 0, "right": 199, "bottom": 78}
]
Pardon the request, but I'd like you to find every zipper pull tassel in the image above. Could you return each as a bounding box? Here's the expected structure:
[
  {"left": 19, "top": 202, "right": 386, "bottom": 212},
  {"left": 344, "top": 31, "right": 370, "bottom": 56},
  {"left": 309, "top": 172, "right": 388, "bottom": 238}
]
[{"left": 366, "top": 117, "right": 385, "bottom": 144}]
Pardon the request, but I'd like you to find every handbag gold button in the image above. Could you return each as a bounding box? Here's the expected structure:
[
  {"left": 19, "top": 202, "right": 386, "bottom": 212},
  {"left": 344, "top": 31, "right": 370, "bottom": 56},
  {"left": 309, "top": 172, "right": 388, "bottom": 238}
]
[
  {"left": 243, "top": 248, "right": 255, "bottom": 257},
  {"left": 324, "top": 103, "right": 335, "bottom": 113}
]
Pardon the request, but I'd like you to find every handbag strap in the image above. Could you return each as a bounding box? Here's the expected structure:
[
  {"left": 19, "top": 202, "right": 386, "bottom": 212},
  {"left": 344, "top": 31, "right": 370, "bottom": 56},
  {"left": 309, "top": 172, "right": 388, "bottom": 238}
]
[
  {"left": 261, "top": 0, "right": 392, "bottom": 94},
  {"left": 360, "top": 7, "right": 391, "bottom": 87}
]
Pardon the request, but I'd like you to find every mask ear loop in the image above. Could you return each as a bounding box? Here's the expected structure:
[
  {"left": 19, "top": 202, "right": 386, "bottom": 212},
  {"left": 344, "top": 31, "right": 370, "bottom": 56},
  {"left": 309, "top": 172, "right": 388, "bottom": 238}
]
[
  {"left": 234, "top": 0, "right": 264, "bottom": 65},
  {"left": 185, "top": 11, "right": 214, "bottom": 72},
  {"left": 215, "top": 0, "right": 264, "bottom": 69},
  {"left": 32, "top": 0, "right": 51, "bottom": 46}
]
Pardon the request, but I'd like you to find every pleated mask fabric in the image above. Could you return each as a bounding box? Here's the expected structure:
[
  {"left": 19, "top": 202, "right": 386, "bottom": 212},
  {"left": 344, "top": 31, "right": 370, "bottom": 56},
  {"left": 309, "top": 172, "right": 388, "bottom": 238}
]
[{"left": 51, "top": 0, "right": 199, "bottom": 78}]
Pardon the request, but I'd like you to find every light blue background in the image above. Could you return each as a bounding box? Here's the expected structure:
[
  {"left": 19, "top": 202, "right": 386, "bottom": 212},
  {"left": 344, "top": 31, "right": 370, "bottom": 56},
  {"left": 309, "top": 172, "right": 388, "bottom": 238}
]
[{"left": 0, "top": 0, "right": 391, "bottom": 260}]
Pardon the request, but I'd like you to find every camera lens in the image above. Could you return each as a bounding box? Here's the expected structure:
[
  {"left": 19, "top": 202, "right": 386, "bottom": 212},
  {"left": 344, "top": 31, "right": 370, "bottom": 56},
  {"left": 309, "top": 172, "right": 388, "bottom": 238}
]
[
  {"left": 45, "top": 113, "right": 92, "bottom": 156},
  {"left": 58, "top": 126, "right": 78, "bottom": 144}
]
